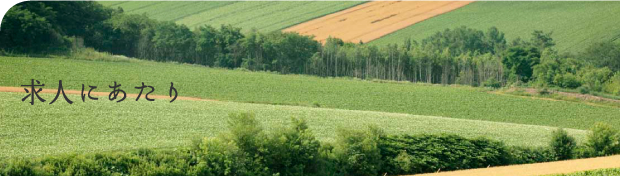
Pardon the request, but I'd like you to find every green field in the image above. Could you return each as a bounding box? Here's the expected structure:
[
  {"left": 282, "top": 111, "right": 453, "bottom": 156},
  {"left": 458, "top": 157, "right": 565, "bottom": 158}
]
[
  {"left": 371, "top": 1, "right": 620, "bottom": 53},
  {"left": 1, "top": 56, "right": 619, "bottom": 132},
  {"left": 99, "top": 1, "right": 363, "bottom": 32},
  {"left": 0, "top": 91, "right": 588, "bottom": 158}
]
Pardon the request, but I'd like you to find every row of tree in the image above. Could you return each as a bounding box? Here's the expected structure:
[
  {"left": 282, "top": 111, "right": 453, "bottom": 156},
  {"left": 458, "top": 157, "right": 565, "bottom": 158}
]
[{"left": 2, "top": 1, "right": 620, "bottom": 94}]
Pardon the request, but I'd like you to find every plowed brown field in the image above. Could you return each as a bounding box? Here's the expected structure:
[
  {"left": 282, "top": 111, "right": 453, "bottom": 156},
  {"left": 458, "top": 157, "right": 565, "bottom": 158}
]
[
  {"left": 284, "top": 1, "right": 472, "bottom": 43},
  {"left": 411, "top": 155, "right": 620, "bottom": 176}
]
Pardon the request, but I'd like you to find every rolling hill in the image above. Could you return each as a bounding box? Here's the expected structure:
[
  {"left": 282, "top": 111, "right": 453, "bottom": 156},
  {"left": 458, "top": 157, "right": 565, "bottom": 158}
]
[
  {"left": 98, "top": 1, "right": 363, "bottom": 32},
  {"left": 371, "top": 1, "right": 620, "bottom": 53}
]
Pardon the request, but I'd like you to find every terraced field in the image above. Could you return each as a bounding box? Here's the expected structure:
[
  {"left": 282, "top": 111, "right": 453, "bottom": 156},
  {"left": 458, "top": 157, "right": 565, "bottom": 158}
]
[
  {"left": 99, "top": 1, "right": 363, "bottom": 32},
  {"left": 1, "top": 57, "right": 619, "bottom": 132},
  {"left": 371, "top": 1, "right": 620, "bottom": 53},
  {"left": 284, "top": 1, "right": 472, "bottom": 43}
]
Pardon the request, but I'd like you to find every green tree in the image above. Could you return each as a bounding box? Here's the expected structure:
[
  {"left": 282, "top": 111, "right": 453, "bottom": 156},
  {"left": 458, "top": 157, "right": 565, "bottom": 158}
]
[
  {"left": 550, "top": 128, "right": 576, "bottom": 160},
  {"left": 503, "top": 46, "right": 541, "bottom": 82},
  {"left": 581, "top": 41, "right": 620, "bottom": 72},
  {"left": 0, "top": 5, "right": 69, "bottom": 53},
  {"left": 586, "top": 123, "right": 620, "bottom": 157},
  {"left": 530, "top": 30, "right": 555, "bottom": 51},
  {"left": 334, "top": 126, "right": 383, "bottom": 176}
]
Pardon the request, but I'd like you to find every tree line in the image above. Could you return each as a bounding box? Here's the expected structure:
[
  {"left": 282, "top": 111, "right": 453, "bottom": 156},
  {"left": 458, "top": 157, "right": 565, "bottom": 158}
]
[{"left": 2, "top": 1, "right": 620, "bottom": 95}]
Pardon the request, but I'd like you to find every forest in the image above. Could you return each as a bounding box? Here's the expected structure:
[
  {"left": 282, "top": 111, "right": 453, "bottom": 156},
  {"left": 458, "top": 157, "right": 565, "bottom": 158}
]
[{"left": 1, "top": 1, "right": 620, "bottom": 95}]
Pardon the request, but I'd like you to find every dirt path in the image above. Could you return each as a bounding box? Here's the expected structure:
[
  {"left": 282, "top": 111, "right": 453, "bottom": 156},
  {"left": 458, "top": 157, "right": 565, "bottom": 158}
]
[
  {"left": 284, "top": 1, "right": 472, "bottom": 43},
  {"left": 0, "top": 86, "right": 212, "bottom": 101},
  {"left": 411, "top": 155, "right": 620, "bottom": 176}
]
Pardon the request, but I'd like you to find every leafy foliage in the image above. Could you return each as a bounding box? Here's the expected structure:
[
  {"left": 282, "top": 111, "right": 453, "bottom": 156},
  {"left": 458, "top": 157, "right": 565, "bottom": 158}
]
[
  {"left": 585, "top": 123, "right": 620, "bottom": 157},
  {"left": 550, "top": 128, "right": 577, "bottom": 160}
]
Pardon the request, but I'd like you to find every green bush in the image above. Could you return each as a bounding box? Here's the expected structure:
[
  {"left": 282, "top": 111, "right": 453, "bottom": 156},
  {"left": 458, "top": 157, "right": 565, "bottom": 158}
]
[
  {"left": 1, "top": 159, "right": 38, "bottom": 176},
  {"left": 262, "top": 117, "right": 322, "bottom": 176},
  {"left": 586, "top": 123, "right": 620, "bottom": 157},
  {"left": 506, "top": 146, "right": 554, "bottom": 164},
  {"left": 379, "top": 134, "right": 509, "bottom": 175},
  {"left": 333, "top": 126, "right": 383, "bottom": 176},
  {"left": 554, "top": 73, "right": 581, "bottom": 89},
  {"left": 483, "top": 78, "right": 502, "bottom": 88},
  {"left": 550, "top": 128, "right": 577, "bottom": 160},
  {"left": 578, "top": 86, "right": 590, "bottom": 94},
  {"left": 539, "top": 88, "right": 551, "bottom": 95}
]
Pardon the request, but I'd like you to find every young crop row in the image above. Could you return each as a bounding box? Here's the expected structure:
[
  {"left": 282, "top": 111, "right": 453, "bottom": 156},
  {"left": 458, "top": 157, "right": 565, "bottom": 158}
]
[
  {"left": 0, "top": 91, "right": 588, "bottom": 158},
  {"left": 104, "top": 1, "right": 363, "bottom": 32},
  {"left": 1, "top": 57, "right": 618, "bottom": 132}
]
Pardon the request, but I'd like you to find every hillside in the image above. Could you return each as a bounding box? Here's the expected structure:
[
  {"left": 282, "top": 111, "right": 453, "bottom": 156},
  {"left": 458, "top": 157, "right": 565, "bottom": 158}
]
[
  {"left": 0, "top": 90, "right": 588, "bottom": 158},
  {"left": 371, "top": 1, "right": 620, "bottom": 53},
  {"left": 99, "top": 1, "right": 363, "bottom": 32},
  {"left": 1, "top": 57, "right": 618, "bottom": 132}
]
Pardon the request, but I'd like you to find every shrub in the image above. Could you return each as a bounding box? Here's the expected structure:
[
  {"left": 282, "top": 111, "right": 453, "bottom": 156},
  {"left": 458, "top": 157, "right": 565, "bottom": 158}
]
[
  {"left": 506, "top": 146, "right": 554, "bottom": 164},
  {"left": 539, "top": 88, "right": 551, "bottom": 95},
  {"left": 1, "top": 159, "right": 38, "bottom": 176},
  {"left": 483, "top": 77, "right": 502, "bottom": 88},
  {"left": 553, "top": 73, "right": 581, "bottom": 89},
  {"left": 603, "top": 72, "right": 620, "bottom": 96},
  {"left": 333, "top": 126, "right": 383, "bottom": 176},
  {"left": 586, "top": 123, "right": 620, "bottom": 156},
  {"left": 550, "top": 128, "right": 577, "bottom": 160},
  {"left": 262, "top": 117, "right": 322, "bottom": 176},
  {"left": 578, "top": 86, "right": 590, "bottom": 94},
  {"left": 379, "top": 134, "right": 509, "bottom": 175}
]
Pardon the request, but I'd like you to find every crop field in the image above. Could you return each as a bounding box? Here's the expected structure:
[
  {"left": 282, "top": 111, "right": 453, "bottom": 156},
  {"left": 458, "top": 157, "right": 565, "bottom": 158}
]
[
  {"left": 284, "top": 1, "right": 472, "bottom": 43},
  {"left": 0, "top": 91, "right": 588, "bottom": 158},
  {"left": 1, "top": 57, "right": 619, "bottom": 131},
  {"left": 371, "top": 1, "right": 620, "bottom": 53},
  {"left": 100, "top": 1, "right": 364, "bottom": 32}
]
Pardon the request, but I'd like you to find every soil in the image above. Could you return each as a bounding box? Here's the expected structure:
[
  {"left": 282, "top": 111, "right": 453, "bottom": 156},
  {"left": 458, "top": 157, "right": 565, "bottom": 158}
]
[
  {"left": 0, "top": 86, "right": 212, "bottom": 101},
  {"left": 411, "top": 155, "right": 620, "bottom": 176},
  {"left": 283, "top": 1, "right": 473, "bottom": 43}
]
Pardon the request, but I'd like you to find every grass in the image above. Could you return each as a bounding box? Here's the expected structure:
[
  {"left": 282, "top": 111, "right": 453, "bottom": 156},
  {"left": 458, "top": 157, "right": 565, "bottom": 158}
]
[
  {"left": 101, "top": 1, "right": 364, "bottom": 32},
  {"left": 548, "top": 168, "right": 620, "bottom": 176},
  {"left": 0, "top": 92, "right": 587, "bottom": 158},
  {"left": 1, "top": 56, "right": 619, "bottom": 131},
  {"left": 371, "top": 1, "right": 620, "bottom": 53}
]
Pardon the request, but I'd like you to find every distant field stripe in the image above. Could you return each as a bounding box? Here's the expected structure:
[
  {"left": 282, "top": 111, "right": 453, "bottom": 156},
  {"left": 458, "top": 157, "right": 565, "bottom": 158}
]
[
  {"left": 257, "top": 2, "right": 365, "bottom": 32},
  {"left": 104, "top": 1, "right": 362, "bottom": 33},
  {"left": 284, "top": 1, "right": 472, "bottom": 43},
  {"left": 167, "top": 2, "right": 237, "bottom": 22},
  {"left": 129, "top": 2, "right": 198, "bottom": 18},
  {"left": 180, "top": 1, "right": 277, "bottom": 29},
  {"left": 115, "top": 1, "right": 162, "bottom": 13},
  {"left": 342, "top": 1, "right": 465, "bottom": 43},
  {"left": 231, "top": 2, "right": 315, "bottom": 29}
]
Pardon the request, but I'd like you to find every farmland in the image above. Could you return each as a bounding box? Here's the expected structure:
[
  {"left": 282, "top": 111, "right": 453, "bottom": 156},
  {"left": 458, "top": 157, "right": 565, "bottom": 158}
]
[
  {"left": 99, "top": 1, "right": 364, "bottom": 32},
  {"left": 371, "top": 1, "right": 620, "bottom": 53},
  {"left": 1, "top": 57, "right": 619, "bottom": 132},
  {"left": 3, "top": 1, "right": 620, "bottom": 175},
  {"left": 0, "top": 91, "right": 588, "bottom": 158},
  {"left": 284, "top": 1, "right": 472, "bottom": 43}
]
